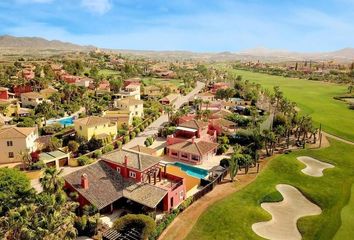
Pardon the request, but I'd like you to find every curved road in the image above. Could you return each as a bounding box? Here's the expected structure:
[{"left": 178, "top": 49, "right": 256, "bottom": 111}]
[{"left": 123, "top": 81, "right": 205, "bottom": 149}]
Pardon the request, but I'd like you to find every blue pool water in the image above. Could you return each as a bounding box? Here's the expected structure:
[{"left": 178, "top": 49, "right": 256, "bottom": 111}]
[
  {"left": 47, "top": 116, "right": 74, "bottom": 126},
  {"left": 172, "top": 162, "right": 208, "bottom": 179}
]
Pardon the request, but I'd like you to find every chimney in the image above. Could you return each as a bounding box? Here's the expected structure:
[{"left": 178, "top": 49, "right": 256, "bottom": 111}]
[
  {"left": 192, "top": 136, "right": 195, "bottom": 144},
  {"left": 81, "top": 173, "right": 89, "bottom": 190},
  {"left": 124, "top": 155, "right": 128, "bottom": 166}
]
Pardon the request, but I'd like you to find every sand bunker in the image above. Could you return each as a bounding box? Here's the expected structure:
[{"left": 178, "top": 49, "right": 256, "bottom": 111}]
[
  {"left": 252, "top": 184, "right": 321, "bottom": 240},
  {"left": 297, "top": 156, "right": 334, "bottom": 177}
]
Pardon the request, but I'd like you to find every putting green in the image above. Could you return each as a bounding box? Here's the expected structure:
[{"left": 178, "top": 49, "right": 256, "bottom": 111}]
[{"left": 228, "top": 69, "right": 354, "bottom": 142}]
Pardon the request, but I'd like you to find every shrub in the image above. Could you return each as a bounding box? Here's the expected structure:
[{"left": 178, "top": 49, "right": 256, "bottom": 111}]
[
  {"left": 116, "top": 141, "right": 123, "bottom": 150},
  {"left": 87, "top": 137, "right": 103, "bottom": 152},
  {"left": 134, "top": 128, "right": 141, "bottom": 135},
  {"left": 220, "top": 158, "right": 230, "bottom": 168},
  {"left": 77, "top": 156, "right": 94, "bottom": 166},
  {"left": 123, "top": 135, "right": 130, "bottom": 144},
  {"left": 93, "top": 150, "right": 102, "bottom": 158},
  {"left": 130, "top": 131, "right": 136, "bottom": 139},
  {"left": 102, "top": 144, "right": 114, "bottom": 154},
  {"left": 67, "top": 140, "right": 79, "bottom": 153},
  {"left": 217, "top": 144, "right": 229, "bottom": 155},
  {"left": 113, "top": 214, "right": 156, "bottom": 240}
]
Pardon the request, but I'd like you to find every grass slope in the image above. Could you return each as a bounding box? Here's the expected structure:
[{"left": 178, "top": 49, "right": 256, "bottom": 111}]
[
  {"left": 334, "top": 184, "right": 354, "bottom": 240},
  {"left": 228, "top": 69, "right": 354, "bottom": 142},
  {"left": 187, "top": 139, "right": 354, "bottom": 240}
]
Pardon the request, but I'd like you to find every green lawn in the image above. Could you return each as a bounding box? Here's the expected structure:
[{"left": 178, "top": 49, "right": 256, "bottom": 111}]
[
  {"left": 98, "top": 69, "right": 120, "bottom": 77},
  {"left": 142, "top": 77, "right": 183, "bottom": 87},
  {"left": 228, "top": 69, "right": 354, "bottom": 142},
  {"left": 334, "top": 184, "right": 354, "bottom": 240},
  {"left": 187, "top": 139, "right": 354, "bottom": 240}
]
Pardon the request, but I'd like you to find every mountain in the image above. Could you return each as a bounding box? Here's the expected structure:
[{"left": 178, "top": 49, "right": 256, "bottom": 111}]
[
  {"left": 0, "top": 35, "right": 94, "bottom": 51},
  {"left": 0, "top": 35, "right": 353, "bottom": 62}
]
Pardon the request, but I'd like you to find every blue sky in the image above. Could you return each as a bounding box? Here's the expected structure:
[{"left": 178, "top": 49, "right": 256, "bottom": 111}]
[{"left": 0, "top": 0, "right": 353, "bottom": 52}]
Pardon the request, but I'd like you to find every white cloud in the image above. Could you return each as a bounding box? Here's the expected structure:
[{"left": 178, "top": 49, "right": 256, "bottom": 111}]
[{"left": 81, "top": 0, "right": 112, "bottom": 15}]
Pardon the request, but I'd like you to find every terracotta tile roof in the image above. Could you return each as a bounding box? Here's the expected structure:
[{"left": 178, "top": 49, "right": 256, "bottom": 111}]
[
  {"left": 64, "top": 161, "right": 167, "bottom": 209},
  {"left": 179, "top": 119, "right": 208, "bottom": 130},
  {"left": 101, "top": 149, "right": 161, "bottom": 171},
  {"left": 168, "top": 140, "right": 218, "bottom": 156},
  {"left": 20, "top": 92, "right": 43, "bottom": 99},
  {"left": 160, "top": 94, "right": 179, "bottom": 102},
  {"left": 130, "top": 145, "right": 157, "bottom": 155},
  {"left": 116, "top": 98, "right": 144, "bottom": 106},
  {"left": 0, "top": 126, "right": 36, "bottom": 139},
  {"left": 40, "top": 87, "right": 58, "bottom": 94},
  {"left": 74, "top": 116, "right": 111, "bottom": 127},
  {"left": 210, "top": 118, "right": 236, "bottom": 128},
  {"left": 211, "top": 109, "right": 232, "bottom": 118},
  {"left": 123, "top": 183, "right": 167, "bottom": 209},
  {"left": 64, "top": 161, "right": 128, "bottom": 210}
]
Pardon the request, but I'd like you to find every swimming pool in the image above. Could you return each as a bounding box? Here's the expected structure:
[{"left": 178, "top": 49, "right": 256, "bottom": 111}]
[
  {"left": 47, "top": 116, "right": 74, "bottom": 126},
  {"left": 171, "top": 162, "right": 208, "bottom": 179}
]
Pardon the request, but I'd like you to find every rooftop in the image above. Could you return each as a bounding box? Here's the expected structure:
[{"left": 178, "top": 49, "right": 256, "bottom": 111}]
[
  {"left": 101, "top": 149, "right": 161, "bottom": 171},
  {"left": 115, "top": 98, "right": 144, "bottom": 106},
  {"left": 168, "top": 140, "right": 218, "bottom": 156},
  {"left": 0, "top": 126, "right": 36, "bottom": 139},
  {"left": 74, "top": 116, "right": 111, "bottom": 127},
  {"left": 179, "top": 119, "right": 208, "bottom": 130},
  {"left": 21, "top": 92, "right": 43, "bottom": 99}
]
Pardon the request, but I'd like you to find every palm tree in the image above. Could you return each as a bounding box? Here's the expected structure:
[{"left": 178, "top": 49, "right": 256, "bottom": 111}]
[
  {"left": 163, "top": 105, "right": 173, "bottom": 122},
  {"left": 40, "top": 168, "right": 64, "bottom": 194},
  {"left": 228, "top": 154, "right": 239, "bottom": 182}
]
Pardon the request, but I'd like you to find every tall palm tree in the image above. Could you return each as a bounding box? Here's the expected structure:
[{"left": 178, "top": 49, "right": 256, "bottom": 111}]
[{"left": 40, "top": 168, "right": 64, "bottom": 194}]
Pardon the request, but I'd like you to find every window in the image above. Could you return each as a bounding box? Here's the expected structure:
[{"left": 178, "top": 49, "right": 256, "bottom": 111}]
[
  {"left": 116, "top": 167, "right": 121, "bottom": 173},
  {"left": 8, "top": 152, "right": 14, "bottom": 158},
  {"left": 181, "top": 153, "right": 188, "bottom": 159},
  {"left": 192, "top": 155, "right": 200, "bottom": 161},
  {"left": 79, "top": 126, "right": 82, "bottom": 130},
  {"left": 7, "top": 141, "right": 13, "bottom": 147},
  {"left": 179, "top": 191, "right": 184, "bottom": 200},
  {"left": 129, "top": 171, "right": 136, "bottom": 178},
  {"left": 135, "top": 112, "right": 138, "bottom": 115},
  {"left": 171, "top": 151, "right": 178, "bottom": 156}
]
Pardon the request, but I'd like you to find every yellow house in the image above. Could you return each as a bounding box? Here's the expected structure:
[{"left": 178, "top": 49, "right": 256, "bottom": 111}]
[
  {"left": 40, "top": 86, "right": 58, "bottom": 99},
  {"left": 74, "top": 116, "right": 117, "bottom": 141},
  {"left": 103, "top": 110, "right": 130, "bottom": 127},
  {"left": 113, "top": 98, "right": 144, "bottom": 125},
  {"left": 0, "top": 126, "right": 38, "bottom": 164}
]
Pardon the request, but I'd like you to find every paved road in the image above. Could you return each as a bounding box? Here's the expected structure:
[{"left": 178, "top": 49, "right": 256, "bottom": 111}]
[{"left": 123, "top": 81, "right": 205, "bottom": 149}]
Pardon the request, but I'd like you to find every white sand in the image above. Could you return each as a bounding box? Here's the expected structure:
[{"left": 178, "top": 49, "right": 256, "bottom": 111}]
[
  {"left": 297, "top": 156, "right": 334, "bottom": 177},
  {"left": 252, "top": 184, "right": 321, "bottom": 240}
]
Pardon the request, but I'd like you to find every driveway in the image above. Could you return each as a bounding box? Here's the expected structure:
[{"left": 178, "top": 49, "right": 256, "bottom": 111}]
[{"left": 124, "top": 81, "right": 205, "bottom": 149}]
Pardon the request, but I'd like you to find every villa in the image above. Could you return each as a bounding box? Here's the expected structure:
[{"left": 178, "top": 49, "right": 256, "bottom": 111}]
[
  {"left": 103, "top": 110, "right": 130, "bottom": 127},
  {"left": 210, "top": 82, "right": 230, "bottom": 94},
  {"left": 142, "top": 85, "right": 162, "bottom": 98},
  {"left": 0, "top": 126, "right": 38, "bottom": 164},
  {"left": 114, "top": 78, "right": 141, "bottom": 100},
  {"left": 40, "top": 86, "right": 58, "bottom": 99},
  {"left": 159, "top": 94, "right": 179, "bottom": 106},
  {"left": 192, "top": 92, "right": 215, "bottom": 102},
  {"left": 0, "top": 87, "right": 15, "bottom": 100},
  {"left": 20, "top": 92, "right": 45, "bottom": 108},
  {"left": 166, "top": 120, "right": 218, "bottom": 164},
  {"left": 64, "top": 149, "right": 187, "bottom": 213},
  {"left": 74, "top": 116, "right": 117, "bottom": 141},
  {"left": 113, "top": 98, "right": 144, "bottom": 125}
]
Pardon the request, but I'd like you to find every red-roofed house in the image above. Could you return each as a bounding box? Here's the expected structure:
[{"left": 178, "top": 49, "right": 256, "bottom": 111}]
[
  {"left": 166, "top": 120, "right": 218, "bottom": 164},
  {"left": 210, "top": 82, "right": 230, "bottom": 94},
  {"left": 64, "top": 149, "right": 187, "bottom": 213}
]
